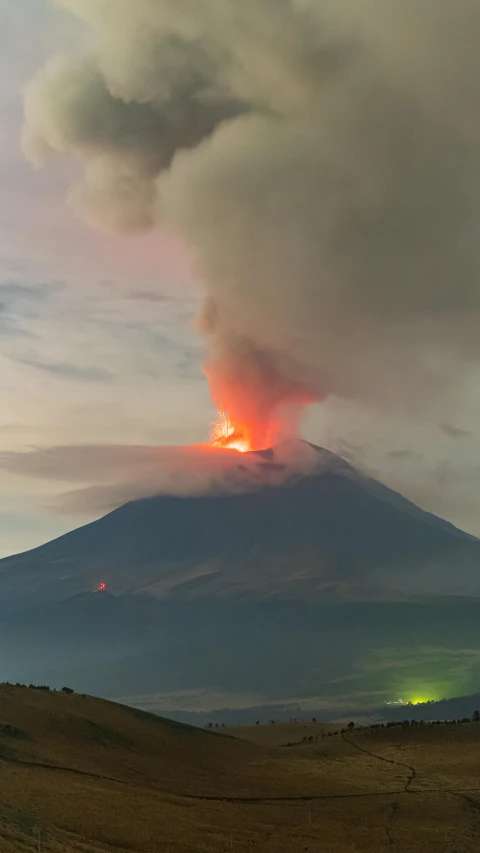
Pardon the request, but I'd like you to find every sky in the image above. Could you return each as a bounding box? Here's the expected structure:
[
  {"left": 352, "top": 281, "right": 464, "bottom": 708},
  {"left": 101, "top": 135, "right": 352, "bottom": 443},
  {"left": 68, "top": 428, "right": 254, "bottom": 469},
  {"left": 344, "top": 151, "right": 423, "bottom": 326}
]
[{"left": 0, "top": 0, "right": 479, "bottom": 558}]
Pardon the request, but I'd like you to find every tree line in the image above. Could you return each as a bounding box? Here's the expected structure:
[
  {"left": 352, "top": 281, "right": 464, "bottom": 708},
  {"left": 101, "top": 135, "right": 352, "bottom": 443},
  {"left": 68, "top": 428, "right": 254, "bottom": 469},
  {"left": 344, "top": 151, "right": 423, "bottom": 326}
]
[{"left": 1, "top": 681, "right": 74, "bottom": 694}]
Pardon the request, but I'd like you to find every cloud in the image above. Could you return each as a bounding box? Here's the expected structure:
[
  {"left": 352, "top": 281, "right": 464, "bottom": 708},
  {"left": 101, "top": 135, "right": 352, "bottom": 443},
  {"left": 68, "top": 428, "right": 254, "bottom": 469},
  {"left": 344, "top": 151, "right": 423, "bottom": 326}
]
[
  {"left": 0, "top": 282, "right": 62, "bottom": 338},
  {"left": 0, "top": 316, "right": 33, "bottom": 339},
  {"left": 353, "top": 439, "right": 480, "bottom": 537},
  {"left": 387, "top": 450, "right": 422, "bottom": 463},
  {"left": 0, "top": 440, "right": 328, "bottom": 512},
  {"left": 440, "top": 423, "right": 472, "bottom": 440},
  {"left": 0, "top": 282, "right": 61, "bottom": 302},
  {"left": 19, "top": 358, "right": 114, "bottom": 383},
  {"left": 22, "top": 48, "right": 247, "bottom": 232},
  {"left": 127, "top": 291, "right": 171, "bottom": 303},
  {"left": 0, "top": 282, "right": 63, "bottom": 340},
  {"left": 174, "top": 350, "right": 204, "bottom": 381}
]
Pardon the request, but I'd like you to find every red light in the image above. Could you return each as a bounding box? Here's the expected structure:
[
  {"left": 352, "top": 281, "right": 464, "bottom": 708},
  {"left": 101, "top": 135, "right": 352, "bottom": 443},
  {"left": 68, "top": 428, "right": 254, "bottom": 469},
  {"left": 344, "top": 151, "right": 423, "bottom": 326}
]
[{"left": 98, "top": 582, "right": 107, "bottom": 591}]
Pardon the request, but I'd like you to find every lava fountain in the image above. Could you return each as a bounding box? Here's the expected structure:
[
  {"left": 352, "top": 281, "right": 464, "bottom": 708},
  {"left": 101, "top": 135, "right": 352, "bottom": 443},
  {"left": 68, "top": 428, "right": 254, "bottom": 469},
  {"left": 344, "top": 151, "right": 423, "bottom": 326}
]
[{"left": 209, "top": 412, "right": 252, "bottom": 453}]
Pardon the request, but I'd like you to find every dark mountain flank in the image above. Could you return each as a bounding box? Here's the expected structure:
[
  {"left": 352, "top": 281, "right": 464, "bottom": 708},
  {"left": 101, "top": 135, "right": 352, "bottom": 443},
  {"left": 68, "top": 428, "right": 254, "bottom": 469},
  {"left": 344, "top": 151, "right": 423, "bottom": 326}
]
[
  {"left": 0, "top": 444, "right": 478, "bottom": 714},
  {"left": 0, "top": 444, "right": 478, "bottom": 611}
]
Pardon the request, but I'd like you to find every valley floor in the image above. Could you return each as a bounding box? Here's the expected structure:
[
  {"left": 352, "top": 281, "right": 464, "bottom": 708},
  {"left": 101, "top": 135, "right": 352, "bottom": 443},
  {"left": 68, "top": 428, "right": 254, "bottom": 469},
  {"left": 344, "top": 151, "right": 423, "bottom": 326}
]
[{"left": 1, "top": 685, "right": 479, "bottom": 852}]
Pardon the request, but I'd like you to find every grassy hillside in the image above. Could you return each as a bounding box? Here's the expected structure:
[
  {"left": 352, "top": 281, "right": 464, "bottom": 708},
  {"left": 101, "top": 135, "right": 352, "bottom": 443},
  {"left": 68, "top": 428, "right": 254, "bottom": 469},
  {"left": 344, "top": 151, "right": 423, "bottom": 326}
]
[
  {"left": 222, "top": 720, "right": 342, "bottom": 746},
  {"left": 1, "top": 684, "right": 480, "bottom": 852}
]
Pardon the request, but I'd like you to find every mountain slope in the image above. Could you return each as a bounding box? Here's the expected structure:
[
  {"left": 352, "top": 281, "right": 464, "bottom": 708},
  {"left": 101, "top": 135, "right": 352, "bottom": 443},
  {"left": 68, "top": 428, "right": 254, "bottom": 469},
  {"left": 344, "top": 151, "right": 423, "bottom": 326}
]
[
  {"left": 0, "top": 443, "right": 478, "bottom": 716},
  {"left": 0, "top": 443, "right": 478, "bottom": 611}
]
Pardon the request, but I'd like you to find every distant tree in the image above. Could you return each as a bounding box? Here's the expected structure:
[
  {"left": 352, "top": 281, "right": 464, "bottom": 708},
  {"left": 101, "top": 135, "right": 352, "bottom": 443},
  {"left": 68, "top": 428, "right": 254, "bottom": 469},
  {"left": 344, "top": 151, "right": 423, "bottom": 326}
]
[
  {"left": 208, "top": 722, "right": 213, "bottom": 729},
  {"left": 61, "top": 687, "right": 74, "bottom": 695},
  {"left": 256, "top": 721, "right": 260, "bottom": 725},
  {"left": 221, "top": 723, "right": 225, "bottom": 728},
  {"left": 348, "top": 721, "right": 355, "bottom": 731},
  {"left": 312, "top": 717, "right": 317, "bottom": 723},
  {"left": 473, "top": 710, "right": 480, "bottom": 722}
]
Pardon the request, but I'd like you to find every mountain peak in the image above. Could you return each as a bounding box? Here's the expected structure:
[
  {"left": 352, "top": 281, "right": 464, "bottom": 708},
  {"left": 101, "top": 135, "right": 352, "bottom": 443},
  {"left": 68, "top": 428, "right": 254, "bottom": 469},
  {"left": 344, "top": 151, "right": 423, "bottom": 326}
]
[{"left": 0, "top": 447, "right": 477, "bottom": 614}]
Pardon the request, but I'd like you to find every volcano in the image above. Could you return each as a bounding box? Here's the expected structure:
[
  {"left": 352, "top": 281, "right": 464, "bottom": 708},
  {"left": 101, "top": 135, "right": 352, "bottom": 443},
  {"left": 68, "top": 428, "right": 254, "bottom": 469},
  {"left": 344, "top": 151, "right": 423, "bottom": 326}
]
[
  {"left": 0, "top": 442, "right": 479, "bottom": 718},
  {"left": 0, "top": 442, "right": 477, "bottom": 609}
]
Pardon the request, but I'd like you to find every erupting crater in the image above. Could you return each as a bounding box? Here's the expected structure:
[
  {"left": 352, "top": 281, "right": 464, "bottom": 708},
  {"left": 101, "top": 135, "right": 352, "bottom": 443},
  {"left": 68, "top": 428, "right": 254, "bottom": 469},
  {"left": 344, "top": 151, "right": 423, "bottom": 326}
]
[{"left": 209, "top": 412, "right": 253, "bottom": 453}]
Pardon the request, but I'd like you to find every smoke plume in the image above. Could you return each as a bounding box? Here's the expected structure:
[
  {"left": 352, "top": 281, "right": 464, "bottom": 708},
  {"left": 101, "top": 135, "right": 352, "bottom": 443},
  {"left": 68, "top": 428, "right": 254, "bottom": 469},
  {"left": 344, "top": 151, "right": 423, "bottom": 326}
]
[{"left": 22, "top": 0, "right": 480, "bottom": 443}]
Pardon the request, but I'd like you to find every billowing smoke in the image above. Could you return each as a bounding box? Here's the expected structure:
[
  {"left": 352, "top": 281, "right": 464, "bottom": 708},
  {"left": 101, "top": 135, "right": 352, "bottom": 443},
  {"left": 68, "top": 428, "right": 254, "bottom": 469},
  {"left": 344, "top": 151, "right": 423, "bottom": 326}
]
[{"left": 22, "top": 0, "right": 480, "bottom": 445}]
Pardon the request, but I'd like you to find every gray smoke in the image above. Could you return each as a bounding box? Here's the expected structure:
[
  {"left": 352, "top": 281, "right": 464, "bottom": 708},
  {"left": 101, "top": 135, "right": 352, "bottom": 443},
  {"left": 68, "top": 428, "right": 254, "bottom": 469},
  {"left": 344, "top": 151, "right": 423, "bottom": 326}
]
[{"left": 22, "top": 0, "right": 480, "bottom": 439}]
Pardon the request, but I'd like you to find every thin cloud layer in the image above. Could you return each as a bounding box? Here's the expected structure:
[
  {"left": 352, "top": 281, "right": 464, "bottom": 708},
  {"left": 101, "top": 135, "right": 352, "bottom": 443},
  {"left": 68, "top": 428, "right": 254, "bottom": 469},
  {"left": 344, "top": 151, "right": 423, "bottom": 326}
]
[
  {"left": 21, "top": 0, "right": 480, "bottom": 444},
  {"left": 0, "top": 440, "right": 327, "bottom": 512}
]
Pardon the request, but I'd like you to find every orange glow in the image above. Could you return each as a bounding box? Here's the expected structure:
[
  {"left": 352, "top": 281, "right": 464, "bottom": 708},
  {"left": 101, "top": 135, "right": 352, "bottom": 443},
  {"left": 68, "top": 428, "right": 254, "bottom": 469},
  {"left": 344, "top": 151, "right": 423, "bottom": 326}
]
[{"left": 209, "top": 412, "right": 252, "bottom": 453}]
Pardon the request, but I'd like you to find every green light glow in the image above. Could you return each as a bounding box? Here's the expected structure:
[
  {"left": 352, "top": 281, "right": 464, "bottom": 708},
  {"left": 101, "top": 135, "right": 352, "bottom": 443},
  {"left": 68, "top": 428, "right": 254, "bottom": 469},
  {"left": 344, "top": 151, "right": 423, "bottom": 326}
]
[{"left": 409, "top": 696, "right": 433, "bottom": 706}]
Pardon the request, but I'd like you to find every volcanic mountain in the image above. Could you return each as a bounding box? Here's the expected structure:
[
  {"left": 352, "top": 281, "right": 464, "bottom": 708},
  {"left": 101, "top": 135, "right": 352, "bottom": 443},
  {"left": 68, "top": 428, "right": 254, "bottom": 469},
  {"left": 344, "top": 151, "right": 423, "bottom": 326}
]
[
  {"left": 0, "top": 442, "right": 478, "bottom": 715},
  {"left": 0, "top": 442, "right": 478, "bottom": 609}
]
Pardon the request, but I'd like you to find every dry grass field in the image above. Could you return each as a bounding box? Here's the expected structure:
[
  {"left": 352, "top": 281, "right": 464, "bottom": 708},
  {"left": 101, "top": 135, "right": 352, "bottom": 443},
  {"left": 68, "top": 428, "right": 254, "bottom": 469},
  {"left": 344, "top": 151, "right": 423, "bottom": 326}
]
[
  {"left": 222, "top": 720, "right": 342, "bottom": 746},
  {"left": 1, "top": 684, "right": 480, "bottom": 852}
]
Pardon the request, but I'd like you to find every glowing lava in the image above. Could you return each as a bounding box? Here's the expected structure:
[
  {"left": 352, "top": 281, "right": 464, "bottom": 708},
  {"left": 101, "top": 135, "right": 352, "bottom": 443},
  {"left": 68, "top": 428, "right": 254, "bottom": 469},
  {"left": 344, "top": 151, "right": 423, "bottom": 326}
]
[{"left": 209, "top": 412, "right": 251, "bottom": 453}]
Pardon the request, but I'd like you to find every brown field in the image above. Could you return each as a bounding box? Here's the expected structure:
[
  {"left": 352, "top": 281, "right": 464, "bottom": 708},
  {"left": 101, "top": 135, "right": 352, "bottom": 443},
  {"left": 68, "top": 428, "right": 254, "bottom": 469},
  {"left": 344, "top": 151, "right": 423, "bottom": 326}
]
[
  {"left": 221, "top": 720, "right": 342, "bottom": 746},
  {"left": 1, "top": 685, "right": 480, "bottom": 852}
]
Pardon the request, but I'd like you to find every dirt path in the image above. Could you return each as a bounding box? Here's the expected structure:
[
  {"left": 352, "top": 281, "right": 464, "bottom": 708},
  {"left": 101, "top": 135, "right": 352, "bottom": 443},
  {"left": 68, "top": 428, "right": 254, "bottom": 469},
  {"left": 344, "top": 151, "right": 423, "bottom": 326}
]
[
  {"left": 341, "top": 734, "right": 417, "bottom": 792},
  {"left": 2, "top": 743, "right": 480, "bottom": 808}
]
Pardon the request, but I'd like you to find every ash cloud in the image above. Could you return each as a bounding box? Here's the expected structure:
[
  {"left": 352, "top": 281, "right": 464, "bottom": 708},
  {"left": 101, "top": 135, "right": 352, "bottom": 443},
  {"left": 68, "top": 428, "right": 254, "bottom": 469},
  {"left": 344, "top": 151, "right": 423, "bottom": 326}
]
[{"left": 22, "top": 0, "right": 480, "bottom": 438}]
